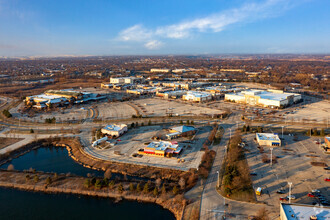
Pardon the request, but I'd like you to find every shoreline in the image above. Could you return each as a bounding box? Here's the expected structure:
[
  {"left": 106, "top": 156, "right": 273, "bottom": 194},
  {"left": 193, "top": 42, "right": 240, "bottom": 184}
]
[{"left": 0, "top": 170, "right": 185, "bottom": 220}]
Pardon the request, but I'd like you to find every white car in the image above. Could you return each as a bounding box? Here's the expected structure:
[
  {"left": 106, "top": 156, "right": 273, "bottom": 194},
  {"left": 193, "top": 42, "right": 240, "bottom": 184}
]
[
  {"left": 312, "top": 189, "right": 320, "bottom": 193},
  {"left": 287, "top": 195, "right": 296, "bottom": 200}
]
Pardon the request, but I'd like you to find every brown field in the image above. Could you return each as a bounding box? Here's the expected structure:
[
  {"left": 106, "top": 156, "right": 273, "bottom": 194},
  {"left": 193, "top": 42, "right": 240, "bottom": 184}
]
[{"left": 0, "top": 137, "right": 24, "bottom": 150}]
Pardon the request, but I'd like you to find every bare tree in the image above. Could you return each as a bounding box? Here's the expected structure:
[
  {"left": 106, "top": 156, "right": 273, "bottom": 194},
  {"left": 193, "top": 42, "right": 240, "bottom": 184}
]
[
  {"left": 179, "top": 177, "right": 186, "bottom": 190},
  {"left": 155, "top": 178, "right": 162, "bottom": 189}
]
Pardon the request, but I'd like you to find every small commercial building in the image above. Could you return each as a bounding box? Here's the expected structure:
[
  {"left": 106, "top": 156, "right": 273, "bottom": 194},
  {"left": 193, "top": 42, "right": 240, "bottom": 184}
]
[
  {"left": 256, "top": 133, "right": 281, "bottom": 147},
  {"left": 325, "top": 136, "right": 330, "bottom": 148},
  {"left": 150, "top": 68, "right": 171, "bottom": 73},
  {"left": 156, "top": 90, "right": 187, "bottom": 99},
  {"left": 167, "top": 125, "right": 196, "bottom": 140},
  {"left": 110, "top": 77, "right": 138, "bottom": 84},
  {"left": 101, "top": 124, "right": 128, "bottom": 137},
  {"left": 225, "top": 89, "right": 302, "bottom": 108},
  {"left": 280, "top": 203, "right": 330, "bottom": 220},
  {"left": 183, "top": 91, "right": 213, "bottom": 102},
  {"left": 141, "top": 141, "right": 182, "bottom": 157}
]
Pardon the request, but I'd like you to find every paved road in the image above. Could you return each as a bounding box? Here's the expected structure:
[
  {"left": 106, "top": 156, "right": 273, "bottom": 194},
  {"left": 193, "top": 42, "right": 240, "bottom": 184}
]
[{"left": 199, "top": 122, "right": 232, "bottom": 220}]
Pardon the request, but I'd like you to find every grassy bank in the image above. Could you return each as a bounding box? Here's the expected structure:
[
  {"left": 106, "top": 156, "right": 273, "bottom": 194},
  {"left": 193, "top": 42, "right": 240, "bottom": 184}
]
[{"left": 217, "top": 132, "right": 255, "bottom": 202}]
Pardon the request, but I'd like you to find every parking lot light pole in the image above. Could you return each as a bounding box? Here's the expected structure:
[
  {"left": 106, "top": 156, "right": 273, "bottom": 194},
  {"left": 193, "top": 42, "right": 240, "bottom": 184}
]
[
  {"left": 270, "top": 148, "right": 273, "bottom": 166},
  {"left": 288, "top": 182, "right": 292, "bottom": 203}
]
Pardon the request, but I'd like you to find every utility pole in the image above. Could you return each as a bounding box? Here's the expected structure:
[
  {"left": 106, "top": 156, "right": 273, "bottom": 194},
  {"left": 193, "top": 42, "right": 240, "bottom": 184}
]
[
  {"left": 229, "top": 128, "right": 232, "bottom": 140},
  {"left": 288, "top": 182, "right": 292, "bottom": 203}
]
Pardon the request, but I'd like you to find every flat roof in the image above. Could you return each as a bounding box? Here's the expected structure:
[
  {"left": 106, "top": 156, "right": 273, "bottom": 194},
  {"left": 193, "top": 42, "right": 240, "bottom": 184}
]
[
  {"left": 171, "top": 125, "right": 195, "bottom": 133},
  {"left": 146, "top": 141, "right": 179, "bottom": 151},
  {"left": 102, "top": 124, "right": 126, "bottom": 132},
  {"left": 226, "top": 90, "right": 300, "bottom": 101},
  {"left": 256, "top": 133, "right": 280, "bottom": 141},
  {"left": 281, "top": 203, "right": 330, "bottom": 220}
]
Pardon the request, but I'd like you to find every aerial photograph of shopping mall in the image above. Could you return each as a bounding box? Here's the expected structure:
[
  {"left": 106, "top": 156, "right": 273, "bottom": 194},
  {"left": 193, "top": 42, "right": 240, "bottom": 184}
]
[{"left": 0, "top": 0, "right": 329, "bottom": 219}]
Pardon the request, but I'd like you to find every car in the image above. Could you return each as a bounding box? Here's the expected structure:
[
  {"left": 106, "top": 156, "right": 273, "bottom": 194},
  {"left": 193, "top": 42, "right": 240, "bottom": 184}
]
[
  {"left": 312, "top": 189, "right": 321, "bottom": 193},
  {"left": 250, "top": 172, "right": 258, "bottom": 176},
  {"left": 277, "top": 190, "right": 285, "bottom": 194},
  {"left": 279, "top": 197, "right": 288, "bottom": 201},
  {"left": 308, "top": 193, "right": 316, "bottom": 198},
  {"left": 287, "top": 195, "right": 296, "bottom": 200},
  {"left": 324, "top": 167, "right": 330, "bottom": 170},
  {"left": 324, "top": 178, "right": 330, "bottom": 182}
]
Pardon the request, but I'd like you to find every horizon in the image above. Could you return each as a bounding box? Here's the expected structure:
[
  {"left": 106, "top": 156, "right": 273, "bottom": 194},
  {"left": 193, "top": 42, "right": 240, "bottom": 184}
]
[{"left": 0, "top": 0, "right": 329, "bottom": 56}]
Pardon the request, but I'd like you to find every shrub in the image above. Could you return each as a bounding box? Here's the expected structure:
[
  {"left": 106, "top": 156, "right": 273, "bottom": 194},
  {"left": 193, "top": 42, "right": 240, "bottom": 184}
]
[
  {"left": 153, "top": 187, "right": 159, "bottom": 197},
  {"left": 161, "top": 184, "right": 166, "bottom": 194},
  {"left": 34, "top": 175, "right": 39, "bottom": 183},
  {"left": 172, "top": 185, "right": 179, "bottom": 195},
  {"left": 45, "top": 177, "right": 52, "bottom": 185},
  {"left": 117, "top": 183, "right": 124, "bottom": 193},
  {"left": 129, "top": 183, "right": 135, "bottom": 192},
  {"left": 136, "top": 183, "right": 141, "bottom": 193},
  {"left": 2, "top": 109, "right": 12, "bottom": 118},
  {"left": 143, "top": 183, "right": 149, "bottom": 194},
  {"left": 84, "top": 179, "right": 91, "bottom": 188},
  {"left": 109, "top": 180, "right": 115, "bottom": 189}
]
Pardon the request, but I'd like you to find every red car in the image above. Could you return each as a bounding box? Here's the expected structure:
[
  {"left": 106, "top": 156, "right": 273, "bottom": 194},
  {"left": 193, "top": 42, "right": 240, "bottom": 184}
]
[
  {"left": 308, "top": 193, "right": 316, "bottom": 197},
  {"left": 325, "top": 178, "right": 330, "bottom": 182},
  {"left": 279, "top": 197, "right": 288, "bottom": 201}
]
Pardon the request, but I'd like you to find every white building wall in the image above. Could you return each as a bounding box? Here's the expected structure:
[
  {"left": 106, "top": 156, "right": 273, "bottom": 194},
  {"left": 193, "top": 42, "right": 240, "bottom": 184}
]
[
  {"left": 110, "top": 78, "right": 125, "bottom": 84},
  {"left": 225, "top": 94, "right": 245, "bottom": 102},
  {"left": 293, "top": 94, "right": 302, "bottom": 102},
  {"left": 259, "top": 98, "right": 281, "bottom": 107}
]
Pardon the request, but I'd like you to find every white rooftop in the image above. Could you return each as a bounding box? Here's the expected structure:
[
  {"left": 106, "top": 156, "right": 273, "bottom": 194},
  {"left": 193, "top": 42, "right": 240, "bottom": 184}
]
[
  {"left": 228, "top": 89, "right": 299, "bottom": 101},
  {"left": 256, "top": 133, "right": 280, "bottom": 141},
  {"left": 186, "top": 91, "right": 212, "bottom": 98},
  {"left": 102, "top": 124, "right": 126, "bottom": 131},
  {"left": 281, "top": 203, "right": 330, "bottom": 220}
]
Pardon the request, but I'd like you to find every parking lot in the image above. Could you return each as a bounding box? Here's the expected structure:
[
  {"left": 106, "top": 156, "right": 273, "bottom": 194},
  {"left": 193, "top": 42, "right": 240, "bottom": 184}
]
[
  {"left": 244, "top": 133, "right": 329, "bottom": 217},
  {"left": 84, "top": 125, "right": 213, "bottom": 171}
]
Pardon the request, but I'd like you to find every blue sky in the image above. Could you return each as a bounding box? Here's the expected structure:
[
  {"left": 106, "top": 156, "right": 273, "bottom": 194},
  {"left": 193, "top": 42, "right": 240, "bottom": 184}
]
[{"left": 0, "top": 0, "right": 329, "bottom": 56}]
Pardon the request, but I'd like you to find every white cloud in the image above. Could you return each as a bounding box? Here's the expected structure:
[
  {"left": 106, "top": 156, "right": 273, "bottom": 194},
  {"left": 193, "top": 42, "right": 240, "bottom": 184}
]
[
  {"left": 117, "top": 0, "right": 298, "bottom": 49},
  {"left": 118, "top": 24, "right": 152, "bottom": 42},
  {"left": 144, "top": 40, "right": 163, "bottom": 50}
]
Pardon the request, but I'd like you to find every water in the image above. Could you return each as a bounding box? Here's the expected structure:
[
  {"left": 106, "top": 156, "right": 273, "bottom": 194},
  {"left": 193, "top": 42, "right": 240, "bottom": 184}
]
[
  {"left": 0, "top": 187, "right": 175, "bottom": 220},
  {"left": 0, "top": 146, "right": 104, "bottom": 177}
]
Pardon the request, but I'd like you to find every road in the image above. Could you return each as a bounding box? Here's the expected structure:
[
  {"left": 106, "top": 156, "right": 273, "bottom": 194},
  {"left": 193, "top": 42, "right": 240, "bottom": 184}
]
[
  {"left": 200, "top": 122, "right": 231, "bottom": 220},
  {"left": 199, "top": 113, "right": 265, "bottom": 220}
]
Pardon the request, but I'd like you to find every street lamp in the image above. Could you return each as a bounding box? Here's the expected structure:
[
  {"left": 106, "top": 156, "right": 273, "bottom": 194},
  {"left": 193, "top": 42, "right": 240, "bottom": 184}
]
[
  {"left": 216, "top": 171, "right": 220, "bottom": 188},
  {"left": 270, "top": 148, "right": 273, "bottom": 166},
  {"left": 288, "top": 182, "right": 292, "bottom": 203},
  {"left": 281, "top": 126, "right": 284, "bottom": 139},
  {"left": 229, "top": 128, "right": 232, "bottom": 140}
]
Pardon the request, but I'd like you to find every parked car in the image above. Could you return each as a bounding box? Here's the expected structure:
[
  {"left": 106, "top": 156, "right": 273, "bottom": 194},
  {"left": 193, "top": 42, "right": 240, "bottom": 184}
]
[
  {"left": 308, "top": 193, "right": 316, "bottom": 198},
  {"left": 324, "top": 178, "right": 330, "bottom": 182},
  {"left": 277, "top": 190, "right": 285, "bottom": 194},
  {"left": 324, "top": 167, "right": 330, "bottom": 170},
  {"left": 279, "top": 197, "right": 288, "bottom": 201},
  {"left": 250, "top": 172, "right": 258, "bottom": 176},
  {"left": 287, "top": 195, "right": 296, "bottom": 200}
]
